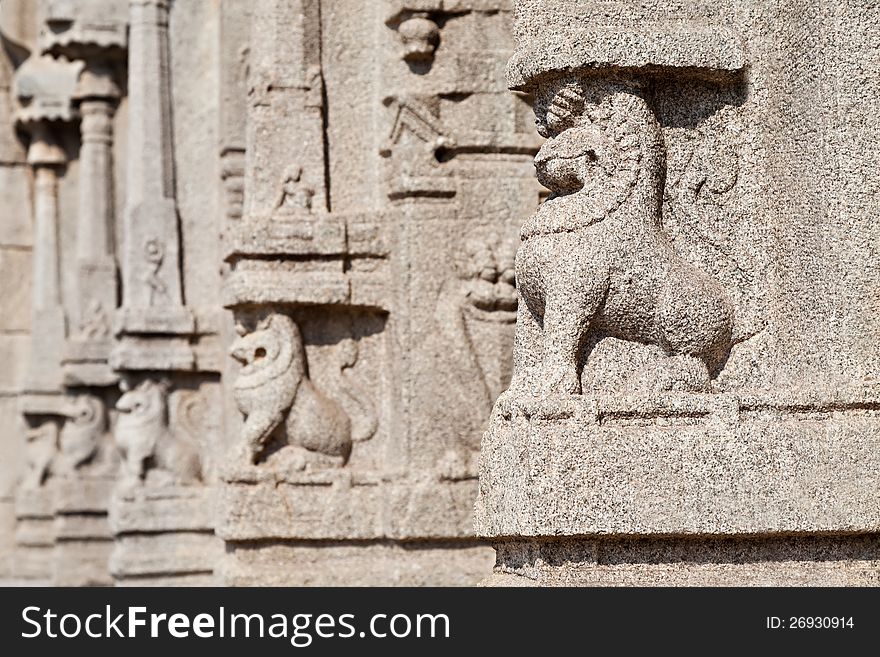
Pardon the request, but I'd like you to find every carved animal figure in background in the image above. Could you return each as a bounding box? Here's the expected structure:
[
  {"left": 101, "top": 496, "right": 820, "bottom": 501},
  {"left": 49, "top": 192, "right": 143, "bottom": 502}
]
[
  {"left": 56, "top": 394, "right": 106, "bottom": 474},
  {"left": 114, "top": 379, "right": 202, "bottom": 485},
  {"left": 512, "top": 78, "right": 736, "bottom": 395},
  {"left": 22, "top": 421, "right": 58, "bottom": 490},
  {"left": 231, "top": 313, "right": 376, "bottom": 468}
]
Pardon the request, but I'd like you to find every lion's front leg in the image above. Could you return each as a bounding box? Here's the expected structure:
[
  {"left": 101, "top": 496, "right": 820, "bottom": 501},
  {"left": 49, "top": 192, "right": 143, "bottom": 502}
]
[{"left": 539, "top": 276, "right": 607, "bottom": 397}]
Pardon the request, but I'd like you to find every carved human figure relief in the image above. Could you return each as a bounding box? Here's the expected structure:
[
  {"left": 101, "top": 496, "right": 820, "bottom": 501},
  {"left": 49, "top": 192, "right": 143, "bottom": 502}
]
[
  {"left": 275, "top": 165, "right": 314, "bottom": 214},
  {"left": 142, "top": 238, "right": 169, "bottom": 306},
  {"left": 230, "top": 313, "right": 376, "bottom": 469},
  {"left": 511, "top": 77, "right": 738, "bottom": 396},
  {"left": 56, "top": 395, "right": 108, "bottom": 475},
  {"left": 114, "top": 379, "right": 202, "bottom": 486},
  {"left": 76, "top": 299, "right": 112, "bottom": 340}
]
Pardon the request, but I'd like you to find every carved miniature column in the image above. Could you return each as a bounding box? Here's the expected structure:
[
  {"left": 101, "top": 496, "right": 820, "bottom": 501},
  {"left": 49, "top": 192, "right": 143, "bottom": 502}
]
[
  {"left": 63, "top": 64, "right": 119, "bottom": 384},
  {"left": 12, "top": 54, "right": 80, "bottom": 582},
  {"left": 112, "top": 0, "right": 194, "bottom": 370},
  {"left": 475, "top": 0, "right": 880, "bottom": 586}
]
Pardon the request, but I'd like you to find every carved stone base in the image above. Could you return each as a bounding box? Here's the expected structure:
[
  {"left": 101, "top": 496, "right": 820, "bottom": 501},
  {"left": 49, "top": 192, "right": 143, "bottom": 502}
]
[
  {"left": 476, "top": 387, "right": 880, "bottom": 586},
  {"left": 476, "top": 386, "right": 880, "bottom": 538},
  {"left": 486, "top": 536, "right": 880, "bottom": 587},
  {"left": 219, "top": 468, "right": 477, "bottom": 540},
  {"left": 14, "top": 488, "right": 55, "bottom": 581},
  {"left": 53, "top": 476, "right": 114, "bottom": 586},
  {"left": 109, "top": 484, "right": 219, "bottom": 585},
  {"left": 219, "top": 540, "right": 495, "bottom": 587},
  {"left": 54, "top": 538, "right": 113, "bottom": 586}
]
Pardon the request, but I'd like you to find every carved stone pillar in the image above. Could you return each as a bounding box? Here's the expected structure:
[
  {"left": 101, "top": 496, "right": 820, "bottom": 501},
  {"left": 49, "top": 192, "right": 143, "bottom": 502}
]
[
  {"left": 217, "top": 0, "right": 535, "bottom": 586},
  {"left": 12, "top": 53, "right": 80, "bottom": 582},
  {"left": 62, "top": 64, "right": 119, "bottom": 386},
  {"left": 31, "top": 0, "right": 130, "bottom": 587},
  {"left": 475, "top": 0, "right": 880, "bottom": 586},
  {"left": 112, "top": 0, "right": 194, "bottom": 370},
  {"left": 106, "top": 0, "right": 220, "bottom": 587}
]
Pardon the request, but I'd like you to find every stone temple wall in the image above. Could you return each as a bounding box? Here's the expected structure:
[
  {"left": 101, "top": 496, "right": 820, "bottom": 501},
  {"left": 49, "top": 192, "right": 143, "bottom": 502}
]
[
  {"left": 1, "top": 0, "right": 878, "bottom": 587},
  {"left": 0, "top": 0, "right": 538, "bottom": 586}
]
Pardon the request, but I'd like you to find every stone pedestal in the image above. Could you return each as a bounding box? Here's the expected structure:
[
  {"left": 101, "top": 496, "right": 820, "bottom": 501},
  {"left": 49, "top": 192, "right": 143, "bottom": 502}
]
[
  {"left": 53, "top": 476, "right": 114, "bottom": 586},
  {"left": 109, "top": 484, "right": 221, "bottom": 586},
  {"left": 475, "top": 0, "right": 880, "bottom": 586},
  {"left": 13, "top": 487, "right": 54, "bottom": 582},
  {"left": 477, "top": 390, "right": 880, "bottom": 585}
]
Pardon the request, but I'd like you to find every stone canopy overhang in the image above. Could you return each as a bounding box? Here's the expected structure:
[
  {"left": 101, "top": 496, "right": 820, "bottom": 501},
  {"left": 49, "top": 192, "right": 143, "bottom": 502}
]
[{"left": 507, "top": 24, "right": 746, "bottom": 92}]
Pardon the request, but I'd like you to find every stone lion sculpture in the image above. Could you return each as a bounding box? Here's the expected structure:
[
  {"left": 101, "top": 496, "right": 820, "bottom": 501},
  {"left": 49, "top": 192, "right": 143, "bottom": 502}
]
[
  {"left": 230, "top": 313, "right": 375, "bottom": 468},
  {"left": 115, "top": 379, "right": 202, "bottom": 485},
  {"left": 511, "top": 78, "right": 736, "bottom": 395}
]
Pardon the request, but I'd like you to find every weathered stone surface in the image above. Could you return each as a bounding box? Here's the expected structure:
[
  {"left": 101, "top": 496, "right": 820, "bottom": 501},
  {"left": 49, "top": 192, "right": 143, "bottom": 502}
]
[
  {"left": 475, "top": 0, "right": 880, "bottom": 586},
  {"left": 2, "top": 0, "right": 877, "bottom": 588}
]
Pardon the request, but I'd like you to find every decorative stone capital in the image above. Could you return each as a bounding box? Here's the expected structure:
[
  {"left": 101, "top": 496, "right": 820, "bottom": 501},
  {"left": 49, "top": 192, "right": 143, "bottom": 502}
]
[{"left": 13, "top": 54, "right": 80, "bottom": 127}]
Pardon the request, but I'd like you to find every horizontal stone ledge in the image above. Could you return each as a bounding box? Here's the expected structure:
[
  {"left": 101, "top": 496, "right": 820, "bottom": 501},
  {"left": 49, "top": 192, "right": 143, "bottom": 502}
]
[
  {"left": 19, "top": 391, "right": 66, "bottom": 416},
  {"left": 54, "top": 514, "right": 112, "bottom": 540},
  {"left": 227, "top": 212, "right": 394, "bottom": 258},
  {"left": 109, "top": 532, "right": 222, "bottom": 578},
  {"left": 109, "top": 337, "right": 195, "bottom": 372},
  {"left": 109, "top": 484, "right": 216, "bottom": 534},
  {"left": 15, "top": 518, "right": 55, "bottom": 546},
  {"left": 475, "top": 393, "right": 880, "bottom": 539},
  {"left": 222, "top": 269, "right": 391, "bottom": 311},
  {"left": 114, "top": 306, "right": 196, "bottom": 338},
  {"left": 487, "top": 535, "right": 880, "bottom": 586},
  {"left": 217, "top": 476, "right": 478, "bottom": 541},
  {"left": 52, "top": 476, "right": 113, "bottom": 513},
  {"left": 507, "top": 24, "right": 745, "bottom": 90},
  {"left": 61, "top": 361, "right": 118, "bottom": 387},
  {"left": 14, "top": 488, "right": 55, "bottom": 517}
]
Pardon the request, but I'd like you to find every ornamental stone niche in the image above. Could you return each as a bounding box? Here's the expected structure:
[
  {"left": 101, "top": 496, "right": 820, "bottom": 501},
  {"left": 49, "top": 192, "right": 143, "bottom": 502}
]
[{"left": 475, "top": 0, "right": 880, "bottom": 586}]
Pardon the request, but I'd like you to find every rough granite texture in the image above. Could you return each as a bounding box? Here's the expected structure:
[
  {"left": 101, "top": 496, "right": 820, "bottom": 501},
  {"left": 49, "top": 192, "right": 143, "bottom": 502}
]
[
  {"left": 474, "top": 0, "right": 880, "bottom": 585},
  {"left": 0, "top": 0, "right": 877, "bottom": 587}
]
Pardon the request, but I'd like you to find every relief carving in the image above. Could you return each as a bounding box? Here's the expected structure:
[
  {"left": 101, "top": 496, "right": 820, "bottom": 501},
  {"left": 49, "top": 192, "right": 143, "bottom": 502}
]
[
  {"left": 22, "top": 421, "right": 58, "bottom": 490},
  {"left": 426, "top": 234, "right": 518, "bottom": 479},
  {"left": 393, "top": 13, "right": 440, "bottom": 67},
  {"left": 665, "top": 108, "right": 768, "bottom": 345},
  {"left": 75, "top": 299, "right": 112, "bottom": 340},
  {"left": 275, "top": 165, "right": 315, "bottom": 215},
  {"left": 142, "top": 238, "right": 168, "bottom": 306},
  {"left": 55, "top": 394, "right": 108, "bottom": 474},
  {"left": 114, "top": 379, "right": 202, "bottom": 486},
  {"left": 512, "top": 78, "right": 740, "bottom": 396},
  {"left": 230, "top": 313, "right": 376, "bottom": 469}
]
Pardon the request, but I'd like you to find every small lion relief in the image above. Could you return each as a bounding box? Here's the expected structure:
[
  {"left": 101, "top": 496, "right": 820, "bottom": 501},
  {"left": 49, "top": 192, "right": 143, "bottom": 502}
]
[
  {"left": 510, "top": 77, "right": 747, "bottom": 397},
  {"left": 230, "top": 313, "right": 377, "bottom": 471},
  {"left": 22, "top": 420, "right": 58, "bottom": 490},
  {"left": 56, "top": 394, "right": 116, "bottom": 476},
  {"left": 114, "top": 379, "right": 202, "bottom": 487}
]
